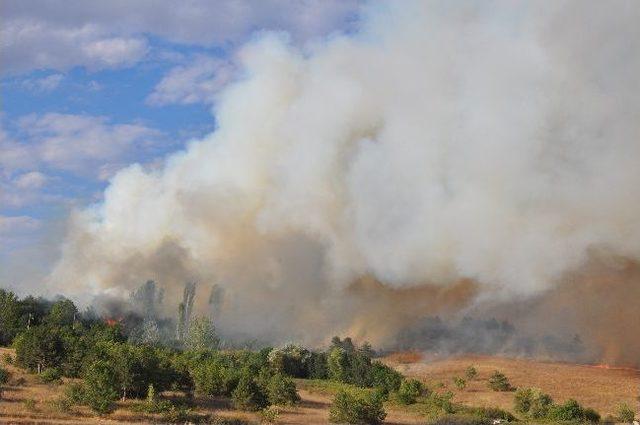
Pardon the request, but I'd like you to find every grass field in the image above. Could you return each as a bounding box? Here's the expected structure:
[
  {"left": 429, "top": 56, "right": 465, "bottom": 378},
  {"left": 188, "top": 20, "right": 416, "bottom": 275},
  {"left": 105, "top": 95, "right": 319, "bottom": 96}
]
[{"left": 2, "top": 347, "right": 638, "bottom": 424}]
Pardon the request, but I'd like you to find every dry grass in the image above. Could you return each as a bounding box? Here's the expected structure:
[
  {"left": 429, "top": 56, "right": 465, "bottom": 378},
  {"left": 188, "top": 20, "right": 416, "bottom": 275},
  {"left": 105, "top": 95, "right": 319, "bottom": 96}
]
[{"left": 386, "top": 353, "right": 640, "bottom": 417}]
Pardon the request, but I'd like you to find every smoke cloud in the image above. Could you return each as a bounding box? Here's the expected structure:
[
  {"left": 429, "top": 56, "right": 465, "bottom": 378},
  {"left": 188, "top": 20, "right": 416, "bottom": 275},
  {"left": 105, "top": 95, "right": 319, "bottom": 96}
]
[{"left": 49, "top": 1, "right": 640, "bottom": 363}]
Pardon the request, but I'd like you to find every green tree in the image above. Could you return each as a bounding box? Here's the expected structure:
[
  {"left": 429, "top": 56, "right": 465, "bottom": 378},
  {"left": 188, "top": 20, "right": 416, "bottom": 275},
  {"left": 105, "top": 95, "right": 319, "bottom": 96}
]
[
  {"left": 487, "top": 370, "right": 511, "bottom": 391},
  {"left": 266, "top": 373, "right": 300, "bottom": 406},
  {"left": 83, "top": 360, "right": 119, "bottom": 414},
  {"left": 329, "top": 389, "right": 386, "bottom": 424},
  {"left": 46, "top": 298, "right": 78, "bottom": 326},
  {"left": 513, "top": 387, "right": 553, "bottom": 418},
  {"left": 0, "top": 289, "right": 21, "bottom": 345},
  {"left": 397, "top": 379, "right": 424, "bottom": 405},
  {"left": 231, "top": 374, "right": 268, "bottom": 411},
  {"left": 185, "top": 317, "right": 219, "bottom": 351},
  {"left": 14, "top": 324, "right": 65, "bottom": 373}
]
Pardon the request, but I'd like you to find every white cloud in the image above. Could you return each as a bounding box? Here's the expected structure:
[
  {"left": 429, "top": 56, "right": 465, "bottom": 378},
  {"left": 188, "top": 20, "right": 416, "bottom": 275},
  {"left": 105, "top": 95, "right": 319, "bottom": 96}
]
[
  {"left": 1, "top": 0, "right": 360, "bottom": 75},
  {"left": 147, "top": 56, "right": 235, "bottom": 106},
  {"left": 21, "top": 73, "right": 64, "bottom": 92},
  {"left": 14, "top": 171, "right": 47, "bottom": 189}
]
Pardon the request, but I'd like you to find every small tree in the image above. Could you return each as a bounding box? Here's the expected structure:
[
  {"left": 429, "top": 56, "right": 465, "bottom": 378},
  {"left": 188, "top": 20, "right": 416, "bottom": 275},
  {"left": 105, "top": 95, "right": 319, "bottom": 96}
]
[
  {"left": 397, "top": 379, "right": 424, "bottom": 405},
  {"left": 465, "top": 365, "right": 478, "bottom": 380},
  {"left": 617, "top": 403, "right": 636, "bottom": 423},
  {"left": 513, "top": 388, "right": 553, "bottom": 418},
  {"left": 329, "top": 389, "right": 386, "bottom": 424},
  {"left": 548, "top": 399, "right": 584, "bottom": 422},
  {"left": 453, "top": 376, "right": 466, "bottom": 390},
  {"left": 487, "top": 370, "right": 511, "bottom": 391},
  {"left": 83, "top": 360, "right": 119, "bottom": 414},
  {"left": 185, "top": 317, "right": 219, "bottom": 351},
  {"left": 231, "top": 374, "right": 268, "bottom": 411},
  {"left": 266, "top": 373, "right": 300, "bottom": 406}
]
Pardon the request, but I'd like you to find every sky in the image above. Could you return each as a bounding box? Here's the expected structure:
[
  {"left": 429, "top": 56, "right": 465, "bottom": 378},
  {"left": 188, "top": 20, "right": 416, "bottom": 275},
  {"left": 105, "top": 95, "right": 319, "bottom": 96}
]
[{"left": 0, "top": 0, "right": 363, "bottom": 293}]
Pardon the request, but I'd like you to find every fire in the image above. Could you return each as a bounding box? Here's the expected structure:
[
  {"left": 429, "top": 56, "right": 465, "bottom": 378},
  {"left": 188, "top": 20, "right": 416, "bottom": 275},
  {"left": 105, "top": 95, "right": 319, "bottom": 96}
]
[{"left": 104, "top": 318, "right": 122, "bottom": 327}]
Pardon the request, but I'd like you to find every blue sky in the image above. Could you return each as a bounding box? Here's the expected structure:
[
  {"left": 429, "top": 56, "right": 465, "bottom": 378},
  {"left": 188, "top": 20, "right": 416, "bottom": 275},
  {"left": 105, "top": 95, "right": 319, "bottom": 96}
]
[{"left": 0, "top": 0, "right": 362, "bottom": 292}]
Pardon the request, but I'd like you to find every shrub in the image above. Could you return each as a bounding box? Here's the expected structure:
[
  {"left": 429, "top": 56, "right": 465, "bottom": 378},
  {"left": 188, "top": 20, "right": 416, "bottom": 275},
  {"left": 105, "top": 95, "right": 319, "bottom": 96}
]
[
  {"left": 583, "top": 407, "right": 601, "bottom": 423},
  {"left": 48, "top": 397, "right": 72, "bottom": 413},
  {"left": 260, "top": 406, "right": 280, "bottom": 423},
  {"left": 487, "top": 371, "right": 511, "bottom": 391},
  {"left": 453, "top": 377, "right": 466, "bottom": 390},
  {"left": 426, "top": 415, "right": 491, "bottom": 425},
  {"left": 432, "top": 390, "right": 455, "bottom": 414},
  {"left": 329, "top": 389, "right": 386, "bottom": 424},
  {"left": 397, "top": 379, "right": 424, "bottom": 405},
  {"left": 268, "top": 344, "right": 311, "bottom": 378},
  {"left": 232, "top": 374, "right": 269, "bottom": 411},
  {"left": 548, "top": 399, "right": 584, "bottom": 422},
  {"left": 0, "top": 366, "right": 10, "bottom": 384},
  {"left": 465, "top": 366, "right": 478, "bottom": 380},
  {"left": 617, "top": 403, "right": 636, "bottom": 423},
  {"left": 266, "top": 373, "right": 300, "bottom": 406},
  {"left": 83, "top": 360, "right": 119, "bottom": 414},
  {"left": 367, "top": 361, "right": 403, "bottom": 394},
  {"left": 24, "top": 398, "right": 37, "bottom": 411},
  {"left": 64, "top": 382, "right": 86, "bottom": 404},
  {"left": 39, "top": 367, "right": 63, "bottom": 384},
  {"left": 513, "top": 387, "right": 553, "bottom": 418},
  {"left": 3, "top": 353, "right": 13, "bottom": 365},
  {"left": 466, "top": 406, "right": 515, "bottom": 422},
  {"left": 162, "top": 406, "right": 210, "bottom": 424}
]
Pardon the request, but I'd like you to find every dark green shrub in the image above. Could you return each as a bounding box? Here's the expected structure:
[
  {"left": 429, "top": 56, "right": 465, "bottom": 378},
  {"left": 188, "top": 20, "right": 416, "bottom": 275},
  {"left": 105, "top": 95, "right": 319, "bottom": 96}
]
[
  {"left": 548, "top": 399, "right": 584, "bottom": 421},
  {"left": 231, "top": 374, "right": 268, "bottom": 411},
  {"left": 329, "top": 389, "right": 386, "bottom": 424},
  {"left": 466, "top": 406, "right": 515, "bottom": 421},
  {"left": 397, "top": 378, "right": 424, "bottom": 405},
  {"left": 583, "top": 407, "right": 601, "bottom": 423},
  {"left": 83, "top": 360, "right": 119, "bottom": 414},
  {"left": 487, "top": 371, "right": 511, "bottom": 391},
  {"left": 513, "top": 387, "right": 553, "bottom": 418},
  {"left": 64, "top": 382, "right": 86, "bottom": 404},
  {"left": 39, "top": 367, "right": 63, "bottom": 384},
  {"left": 0, "top": 366, "right": 10, "bottom": 384},
  {"left": 267, "top": 344, "right": 310, "bottom": 378},
  {"left": 266, "top": 373, "right": 300, "bottom": 406}
]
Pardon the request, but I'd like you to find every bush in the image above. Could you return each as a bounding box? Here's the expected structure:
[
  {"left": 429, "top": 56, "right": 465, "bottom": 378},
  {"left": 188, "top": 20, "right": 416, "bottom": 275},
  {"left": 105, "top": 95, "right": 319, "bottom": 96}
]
[
  {"left": 617, "top": 403, "right": 636, "bottom": 423},
  {"left": 367, "top": 361, "right": 403, "bottom": 394},
  {"left": 64, "top": 382, "right": 86, "bottom": 404},
  {"left": 397, "top": 378, "right": 424, "bottom": 405},
  {"left": 548, "top": 399, "right": 584, "bottom": 422},
  {"left": 0, "top": 366, "right": 10, "bottom": 384},
  {"left": 583, "top": 407, "right": 601, "bottom": 423},
  {"left": 268, "top": 344, "right": 311, "bottom": 378},
  {"left": 162, "top": 406, "right": 210, "bottom": 424},
  {"left": 260, "top": 406, "right": 280, "bottom": 423},
  {"left": 453, "top": 377, "right": 466, "bottom": 390},
  {"left": 83, "top": 360, "right": 119, "bottom": 414},
  {"left": 466, "top": 406, "right": 515, "bottom": 422},
  {"left": 465, "top": 366, "right": 477, "bottom": 380},
  {"left": 487, "top": 371, "right": 511, "bottom": 391},
  {"left": 48, "top": 397, "right": 72, "bottom": 413},
  {"left": 266, "top": 373, "right": 300, "bottom": 406},
  {"left": 426, "top": 415, "right": 491, "bottom": 425},
  {"left": 24, "top": 398, "right": 37, "bottom": 411},
  {"left": 39, "top": 367, "right": 63, "bottom": 384},
  {"left": 3, "top": 353, "right": 13, "bottom": 365},
  {"left": 329, "top": 389, "right": 386, "bottom": 424},
  {"left": 513, "top": 387, "right": 553, "bottom": 418},
  {"left": 232, "top": 374, "right": 269, "bottom": 411}
]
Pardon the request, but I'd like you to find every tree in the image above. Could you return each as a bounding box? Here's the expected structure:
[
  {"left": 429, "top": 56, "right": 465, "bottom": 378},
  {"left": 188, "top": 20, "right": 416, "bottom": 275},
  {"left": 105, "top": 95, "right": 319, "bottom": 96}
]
[
  {"left": 231, "top": 374, "right": 268, "bottom": 411},
  {"left": 0, "top": 289, "right": 21, "bottom": 345},
  {"left": 266, "top": 373, "right": 300, "bottom": 406},
  {"left": 397, "top": 379, "right": 424, "bottom": 405},
  {"left": 453, "top": 376, "right": 466, "bottom": 390},
  {"left": 47, "top": 298, "right": 78, "bottom": 326},
  {"left": 329, "top": 389, "right": 386, "bottom": 424},
  {"left": 487, "top": 370, "right": 511, "bottom": 391},
  {"left": 514, "top": 387, "right": 553, "bottom": 418},
  {"left": 14, "top": 324, "right": 65, "bottom": 373},
  {"left": 83, "top": 360, "right": 119, "bottom": 414},
  {"left": 185, "top": 317, "right": 219, "bottom": 351},
  {"left": 465, "top": 365, "right": 478, "bottom": 380}
]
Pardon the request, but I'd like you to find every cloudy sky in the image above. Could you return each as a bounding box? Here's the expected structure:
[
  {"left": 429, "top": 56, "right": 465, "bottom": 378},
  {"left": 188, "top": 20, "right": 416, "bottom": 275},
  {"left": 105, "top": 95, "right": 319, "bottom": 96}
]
[{"left": 0, "top": 0, "right": 362, "bottom": 293}]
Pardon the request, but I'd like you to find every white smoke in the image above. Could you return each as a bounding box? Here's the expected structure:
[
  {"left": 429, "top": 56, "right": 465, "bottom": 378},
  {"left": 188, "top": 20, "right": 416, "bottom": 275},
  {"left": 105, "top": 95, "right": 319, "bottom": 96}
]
[{"left": 50, "top": 1, "right": 640, "bottom": 344}]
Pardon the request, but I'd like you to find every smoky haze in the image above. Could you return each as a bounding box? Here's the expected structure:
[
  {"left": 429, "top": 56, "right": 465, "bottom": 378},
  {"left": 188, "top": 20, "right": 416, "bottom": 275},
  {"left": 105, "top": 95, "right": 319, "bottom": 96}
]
[{"left": 48, "top": 1, "right": 640, "bottom": 365}]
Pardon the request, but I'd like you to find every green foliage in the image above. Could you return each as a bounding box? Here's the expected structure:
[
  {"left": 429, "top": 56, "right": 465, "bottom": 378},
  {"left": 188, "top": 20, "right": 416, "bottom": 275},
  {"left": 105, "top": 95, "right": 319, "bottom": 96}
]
[
  {"left": 583, "top": 407, "right": 601, "bottom": 423},
  {"left": 426, "top": 415, "right": 491, "bottom": 425},
  {"left": 3, "top": 352, "right": 13, "bottom": 364},
  {"left": 266, "top": 373, "right": 300, "bottom": 406},
  {"left": 487, "top": 370, "right": 511, "bottom": 391},
  {"left": 47, "top": 396, "right": 72, "bottom": 413},
  {"left": 231, "top": 374, "right": 269, "bottom": 411},
  {"left": 64, "top": 382, "right": 86, "bottom": 404},
  {"left": 14, "top": 324, "right": 65, "bottom": 372},
  {"left": 260, "top": 406, "right": 280, "bottom": 423},
  {"left": 367, "top": 361, "right": 403, "bottom": 394},
  {"left": 465, "top": 366, "right": 478, "bottom": 380},
  {"left": 617, "top": 402, "right": 635, "bottom": 423},
  {"left": 0, "top": 289, "right": 22, "bottom": 345},
  {"left": 0, "top": 366, "right": 10, "bottom": 384},
  {"left": 46, "top": 298, "right": 78, "bottom": 326},
  {"left": 307, "top": 351, "right": 329, "bottom": 379},
  {"left": 513, "top": 387, "right": 553, "bottom": 418},
  {"left": 191, "top": 353, "right": 241, "bottom": 396},
  {"left": 397, "top": 378, "right": 424, "bottom": 405},
  {"left": 547, "top": 399, "right": 586, "bottom": 422},
  {"left": 329, "top": 389, "right": 386, "bottom": 424},
  {"left": 39, "top": 367, "right": 63, "bottom": 384},
  {"left": 162, "top": 406, "right": 210, "bottom": 424},
  {"left": 83, "top": 360, "right": 119, "bottom": 414},
  {"left": 268, "top": 343, "right": 311, "bottom": 378},
  {"left": 453, "top": 377, "right": 466, "bottom": 390},
  {"left": 185, "top": 317, "right": 220, "bottom": 351}
]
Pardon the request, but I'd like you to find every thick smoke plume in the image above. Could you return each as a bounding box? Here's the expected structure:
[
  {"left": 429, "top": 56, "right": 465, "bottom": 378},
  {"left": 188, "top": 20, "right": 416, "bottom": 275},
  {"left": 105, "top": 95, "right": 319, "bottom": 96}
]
[{"left": 49, "top": 1, "right": 640, "bottom": 364}]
